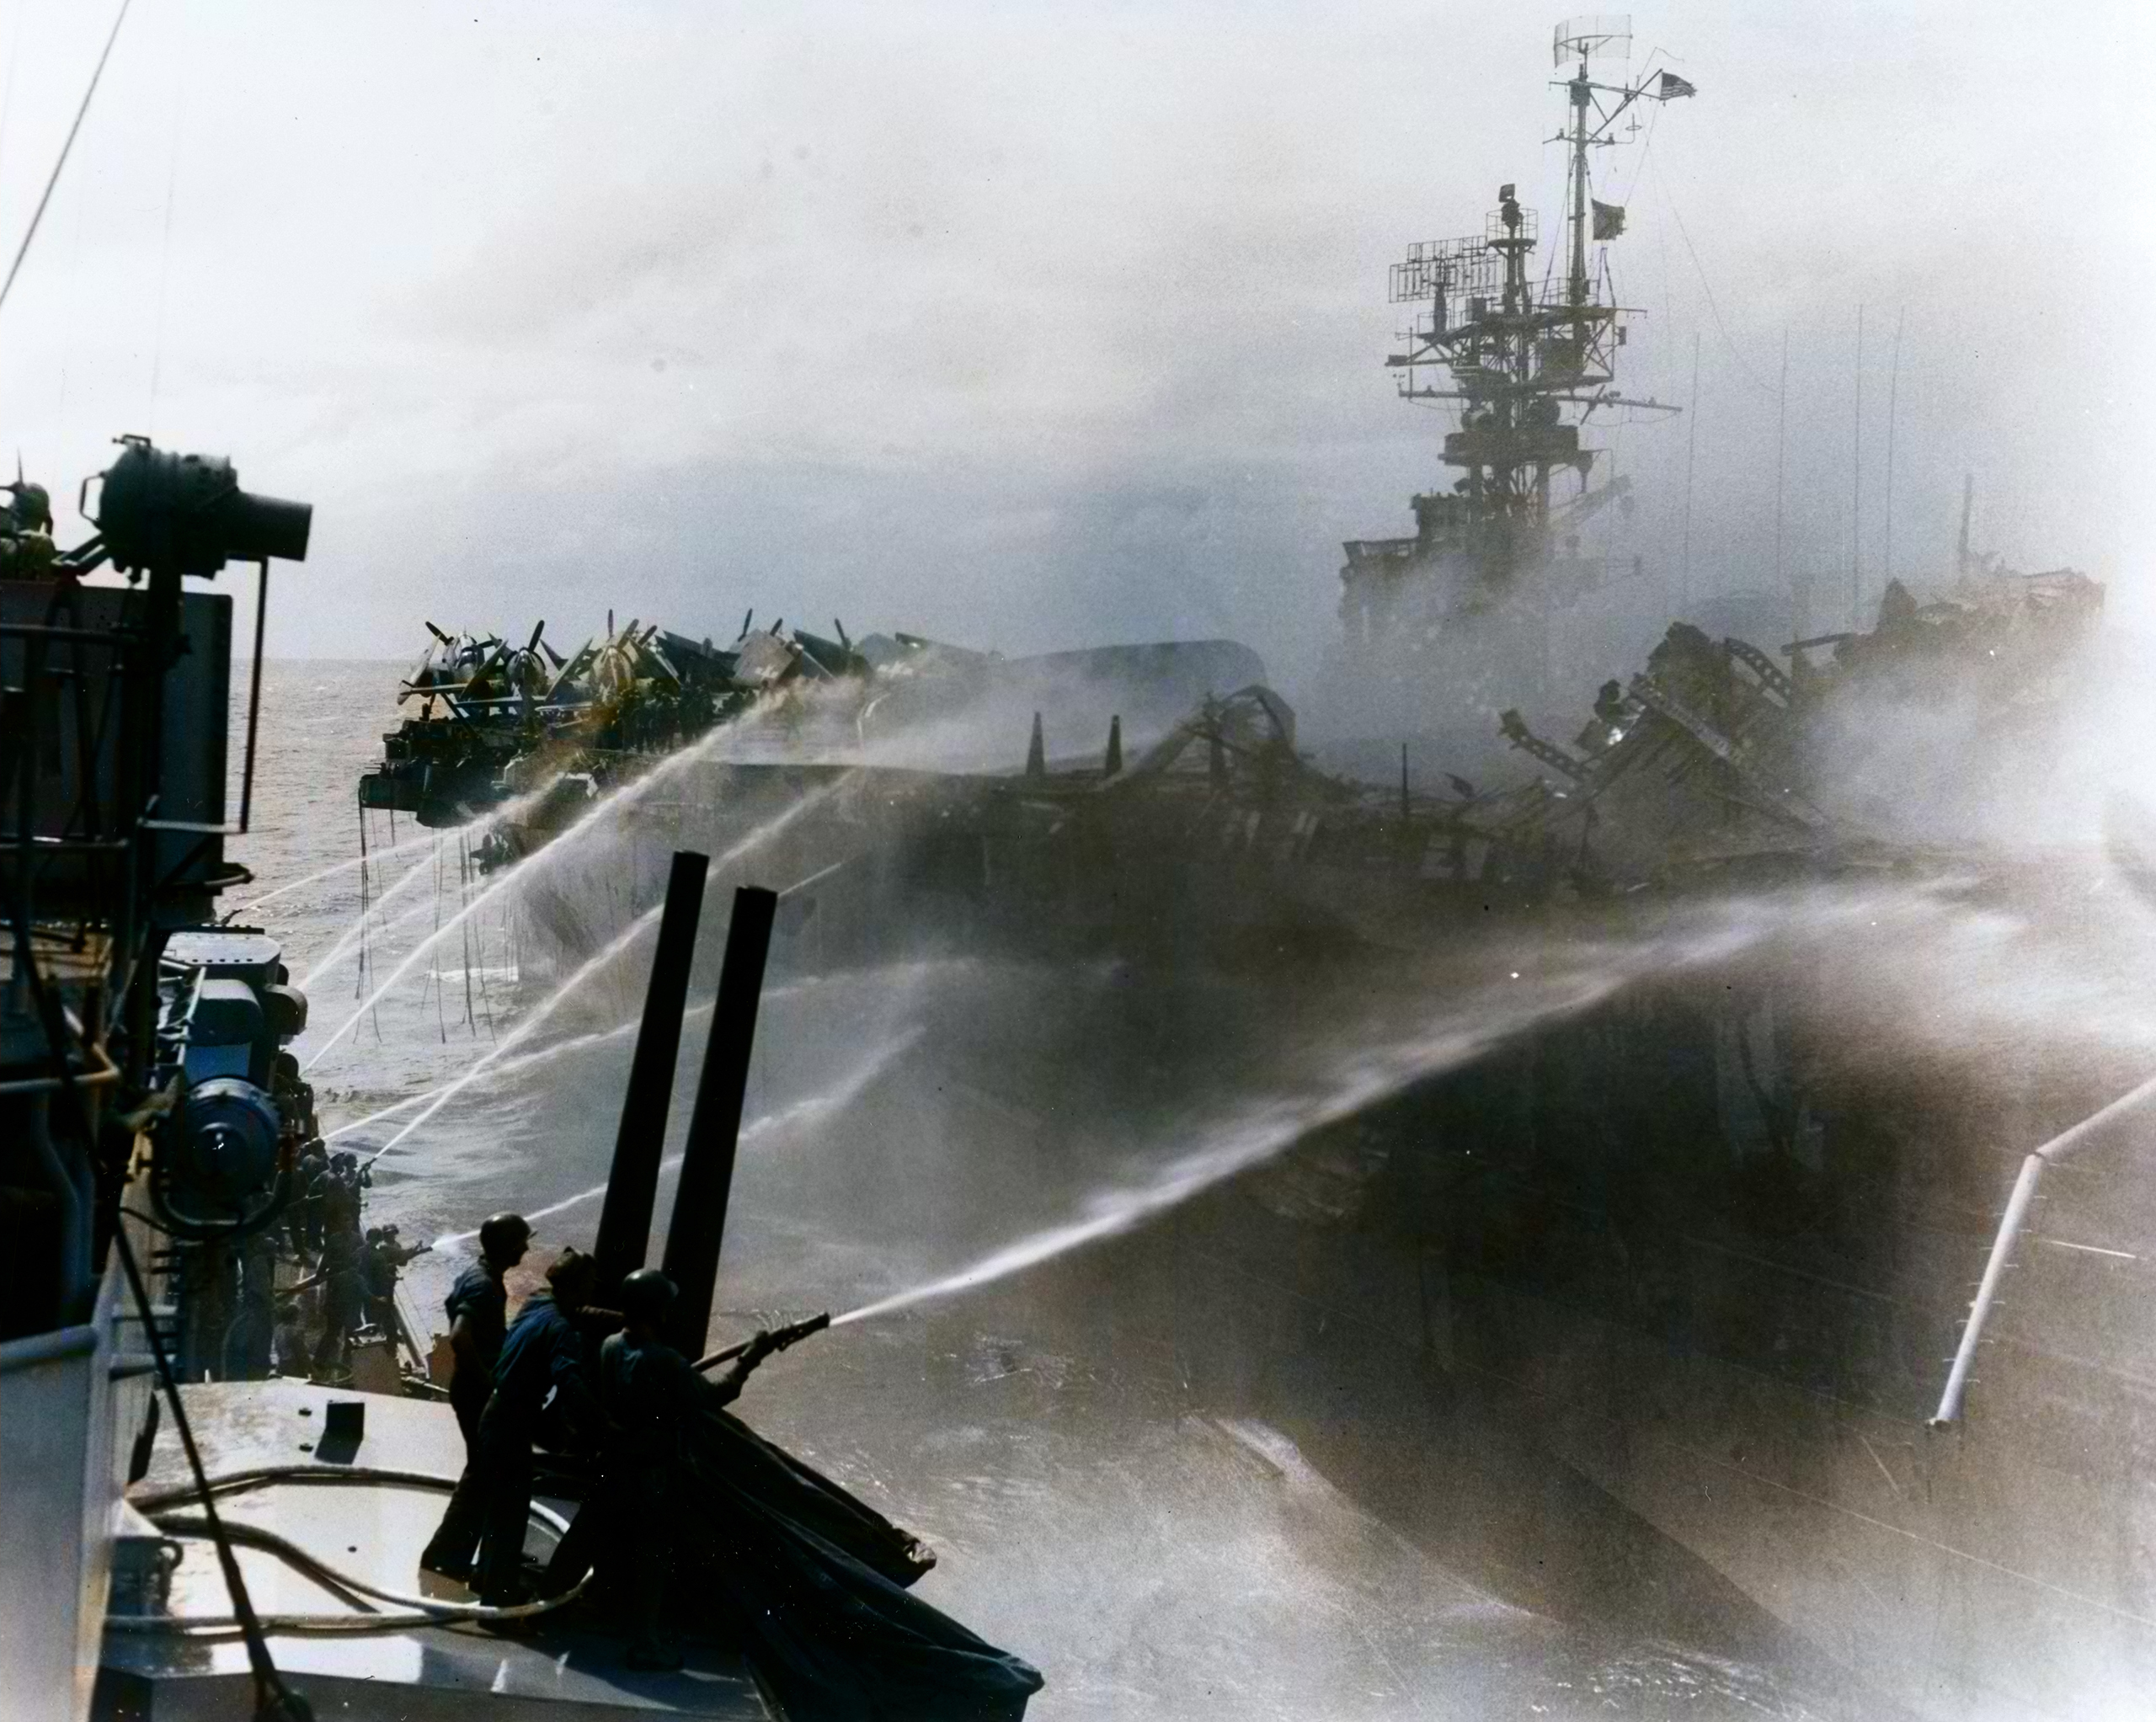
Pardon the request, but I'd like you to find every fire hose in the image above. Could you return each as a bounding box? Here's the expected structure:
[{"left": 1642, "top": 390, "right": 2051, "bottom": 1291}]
[
  {"left": 693, "top": 1309, "right": 830, "bottom": 1373},
  {"left": 115, "top": 1464, "right": 587, "bottom": 1634}
]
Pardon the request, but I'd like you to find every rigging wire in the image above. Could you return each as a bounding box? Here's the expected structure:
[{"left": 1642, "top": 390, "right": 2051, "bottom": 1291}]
[
  {"left": 51, "top": 98, "right": 92, "bottom": 431},
  {"left": 147, "top": 17, "right": 192, "bottom": 429},
  {"left": 1651, "top": 180, "right": 1679, "bottom": 541},
  {"left": 0, "top": 0, "right": 133, "bottom": 320},
  {"left": 1647, "top": 158, "right": 1780, "bottom": 400},
  {"left": 1615, "top": 96, "right": 1662, "bottom": 211}
]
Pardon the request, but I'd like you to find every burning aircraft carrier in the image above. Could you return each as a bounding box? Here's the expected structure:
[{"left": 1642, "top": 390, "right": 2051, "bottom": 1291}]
[
  {"left": 8, "top": 10, "right": 2143, "bottom": 1721},
  {"left": 312, "top": 23, "right": 2149, "bottom": 1720}
]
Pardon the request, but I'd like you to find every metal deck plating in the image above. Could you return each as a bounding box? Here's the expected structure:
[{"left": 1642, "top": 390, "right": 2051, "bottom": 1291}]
[{"left": 101, "top": 1383, "right": 772, "bottom": 1720}]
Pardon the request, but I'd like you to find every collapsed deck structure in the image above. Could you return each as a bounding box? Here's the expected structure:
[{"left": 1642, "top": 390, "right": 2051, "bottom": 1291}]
[{"left": 359, "top": 611, "right": 1263, "bottom": 861}]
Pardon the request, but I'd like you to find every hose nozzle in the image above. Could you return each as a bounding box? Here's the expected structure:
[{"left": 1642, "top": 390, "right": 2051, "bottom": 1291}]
[
  {"left": 694, "top": 1310, "right": 832, "bottom": 1374},
  {"left": 769, "top": 1310, "right": 832, "bottom": 1351}
]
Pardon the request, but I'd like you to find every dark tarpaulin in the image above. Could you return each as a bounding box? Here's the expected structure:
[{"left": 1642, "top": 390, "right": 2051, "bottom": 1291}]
[
  {"left": 694, "top": 1403, "right": 938, "bottom": 1590},
  {"left": 588, "top": 1399, "right": 1043, "bottom": 1720}
]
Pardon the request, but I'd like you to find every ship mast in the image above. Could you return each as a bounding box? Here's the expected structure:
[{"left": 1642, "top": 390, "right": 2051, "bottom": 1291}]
[
  {"left": 1566, "top": 33, "right": 1594, "bottom": 307},
  {"left": 1552, "top": 16, "right": 1691, "bottom": 307},
  {"left": 1338, "top": 19, "right": 1696, "bottom": 656},
  {"left": 1375, "top": 18, "right": 1691, "bottom": 584}
]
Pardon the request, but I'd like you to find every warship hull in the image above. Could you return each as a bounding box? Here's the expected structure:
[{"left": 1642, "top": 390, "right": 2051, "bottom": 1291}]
[
  {"left": 500, "top": 728, "right": 2154, "bottom": 1719},
  {"left": 926, "top": 890, "right": 2156, "bottom": 1722}
]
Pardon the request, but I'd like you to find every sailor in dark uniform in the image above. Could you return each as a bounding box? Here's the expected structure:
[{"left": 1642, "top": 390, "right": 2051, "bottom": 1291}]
[
  {"left": 446, "top": 1213, "right": 527, "bottom": 1432},
  {"left": 296, "top": 1144, "right": 328, "bottom": 1256},
  {"left": 469, "top": 1247, "right": 605, "bottom": 1606},
  {"left": 310, "top": 1159, "right": 368, "bottom": 1375},
  {"left": 598, "top": 1269, "right": 776, "bottom": 1668},
  {"left": 419, "top": 1212, "right": 531, "bottom": 1580},
  {"left": 362, "top": 1224, "right": 427, "bottom": 1335}
]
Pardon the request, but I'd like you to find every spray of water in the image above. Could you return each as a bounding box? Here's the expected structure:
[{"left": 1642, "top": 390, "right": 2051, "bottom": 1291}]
[
  {"left": 323, "top": 857, "right": 867, "bottom": 1143},
  {"left": 295, "top": 840, "right": 445, "bottom": 992},
  {"left": 360, "top": 789, "right": 851, "bottom": 1156},
  {"left": 828, "top": 894, "right": 1851, "bottom": 1331},
  {"left": 429, "top": 1026, "right": 925, "bottom": 1250},
  {"left": 329, "top": 942, "right": 902, "bottom": 1150},
  {"left": 229, "top": 825, "right": 436, "bottom": 919},
  {"left": 296, "top": 769, "right": 570, "bottom": 994},
  {"left": 324, "top": 936, "right": 885, "bottom": 1148},
  {"left": 363, "top": 900, "right": 670, "bottom": 1164},
  {"left": 326, "top": 1010, "right": 673, "bottom": 1143},
  {"left": 303, "top": 740, "right": 841, "bottom": 1073}
]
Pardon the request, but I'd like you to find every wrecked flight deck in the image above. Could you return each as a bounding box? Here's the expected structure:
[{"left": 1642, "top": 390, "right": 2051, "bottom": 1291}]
[
  {"left": 320, "top": 20, "right": 2136, "bottom": 1717},
  {"left": 357, "top": 611, "right": 1263, "bottom": 864},
  {"left": 469, "top": 547, "right": 2102, "bottom": 994},
  {"left": 1488, "top": 562, "right": 2106, "bottom": 888}
]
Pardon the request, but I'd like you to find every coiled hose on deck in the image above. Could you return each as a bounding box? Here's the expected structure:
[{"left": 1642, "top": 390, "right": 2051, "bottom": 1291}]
[{"left": 114, "top": 1464, "right": 588, "bottom": 1634}]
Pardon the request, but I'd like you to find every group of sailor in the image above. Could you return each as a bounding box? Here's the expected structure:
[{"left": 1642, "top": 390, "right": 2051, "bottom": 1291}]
[
  {"left": 211, "top": 1140, "right": 418, "bottom": 1379},
  {"left": 268, "top": 1146, "right": 424, "bottom": 1377},
  {"left": 419, "top": 1215, "right": 779, "bottom": 1667}
]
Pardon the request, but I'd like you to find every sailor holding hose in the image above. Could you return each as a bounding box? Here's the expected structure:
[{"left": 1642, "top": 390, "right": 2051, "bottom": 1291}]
[
  {"left": 408, "top": 1225, "right": 1040, "bottom": 1709},
  {"left": 435, "top": 1245, "right": 611, "bottom": 1606},
  {"left": 419, "top": 1213, "right": 530, "bottom": 1579},
  {"left": 600, "top": 1268, "right": 780, "bottom": 1668},
  {"left": 574, "top": 1271, "right": 1043, "bottom": 1716}
]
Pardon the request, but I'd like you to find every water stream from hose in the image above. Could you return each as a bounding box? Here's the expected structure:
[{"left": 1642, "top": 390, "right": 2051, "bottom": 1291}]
[
  {"left": 229, "top": 824, "right": 435, "bottom": 920},
  {"left": 296, "top": 770, "right": 569, "bottom": 994},
  {"left": 430, "top": 1026, "right": 925, "bottom": 1250},
  {"left": 303, "top": 742, "right": 843, "bottom": 1072},
  {"left": 361, "top": 785, "right": 853, "bottom": 1158},
  {"left": 825, "top": 894, "right": 1850, "bottom": 1331}
]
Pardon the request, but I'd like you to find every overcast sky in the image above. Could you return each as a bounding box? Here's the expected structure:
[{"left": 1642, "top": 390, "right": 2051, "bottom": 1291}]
[{"left": 0, "top": 1, "right": 2147, "bottom": 692}]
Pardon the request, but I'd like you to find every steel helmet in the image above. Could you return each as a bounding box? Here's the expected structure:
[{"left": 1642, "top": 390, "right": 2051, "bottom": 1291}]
[
  {"left": 7, "top": 482, "right": 51, "bottom": 532},
  {"left": 618, "top": 1267, "right": 679, "bottom": 1323},
  {"left": 478, "top": 1212, "right": 531, "bottom": 1260}
]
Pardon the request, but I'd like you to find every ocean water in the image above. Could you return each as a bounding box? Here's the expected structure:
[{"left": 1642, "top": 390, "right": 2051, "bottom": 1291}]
[{"left": 219, "top": 658, "right": 1853, "bottom": 1720}]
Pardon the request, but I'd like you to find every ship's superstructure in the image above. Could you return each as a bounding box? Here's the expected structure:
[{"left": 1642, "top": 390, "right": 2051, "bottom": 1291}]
[
  {"left": 1340, "top": 18, "right": 1691, "bottom": 725},
  {"left": 0, "top": 440, "right": 316, "bottom": 1719}
]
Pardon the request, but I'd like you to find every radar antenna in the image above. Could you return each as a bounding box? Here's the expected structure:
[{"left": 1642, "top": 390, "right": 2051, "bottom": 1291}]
[{"left": 1379, "top": 16, "right": 1693, "bottom": 562}]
